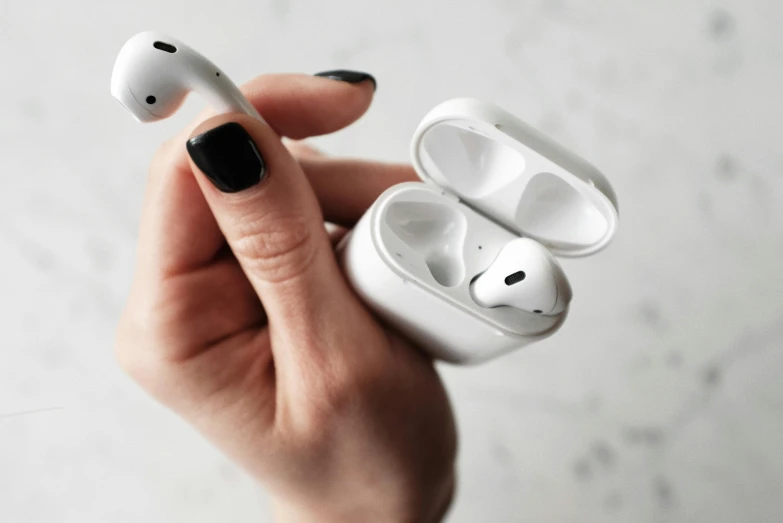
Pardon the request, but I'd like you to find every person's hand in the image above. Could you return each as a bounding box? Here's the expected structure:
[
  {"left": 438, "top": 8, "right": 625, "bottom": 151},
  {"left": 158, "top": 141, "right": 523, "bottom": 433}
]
[{"left": 115, "top": 73, "right": 457, "bottom": 523}]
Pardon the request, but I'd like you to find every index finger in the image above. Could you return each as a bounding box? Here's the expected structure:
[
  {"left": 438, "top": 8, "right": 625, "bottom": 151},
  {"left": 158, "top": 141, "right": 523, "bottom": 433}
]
[
  {"left": 299, "top": 156, "right": 418, "bottom": 227},
  {"left": 136, "top": 73, "right": 376, "bottom": 279},
  {"left": 285, "top": 141, "right": 418, "bottom": 227}
]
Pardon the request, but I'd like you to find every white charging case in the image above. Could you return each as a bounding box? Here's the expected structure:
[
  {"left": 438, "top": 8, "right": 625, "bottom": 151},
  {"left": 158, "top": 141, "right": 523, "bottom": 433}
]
[{"left": 338, "top": 98, "right": 619, "bottom": 364}]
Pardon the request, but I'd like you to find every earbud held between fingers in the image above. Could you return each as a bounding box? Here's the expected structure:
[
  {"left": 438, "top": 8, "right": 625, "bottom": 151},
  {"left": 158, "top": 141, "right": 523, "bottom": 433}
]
[{"left": 111, "top": 31, "right": 261, "bottom": 122}]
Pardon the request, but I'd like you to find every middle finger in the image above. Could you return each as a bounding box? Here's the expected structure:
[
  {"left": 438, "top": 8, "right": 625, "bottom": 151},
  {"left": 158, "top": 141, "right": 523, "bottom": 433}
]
[{"left": 289, "top": 147, "right": 418, "bottom": 226}]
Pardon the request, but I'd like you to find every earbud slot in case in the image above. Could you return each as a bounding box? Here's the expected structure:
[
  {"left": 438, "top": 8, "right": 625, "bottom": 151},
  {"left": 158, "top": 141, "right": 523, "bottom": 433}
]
[{"left": 338, "top": 98, "right": 619, "bottom": 364}]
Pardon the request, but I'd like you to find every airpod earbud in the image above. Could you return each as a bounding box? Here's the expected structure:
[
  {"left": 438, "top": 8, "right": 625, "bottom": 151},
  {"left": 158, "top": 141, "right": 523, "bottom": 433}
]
[
  {"left": 111, "top": 31, "right": 261, "bottom": 122},
  {"left": 470, "top": 238, "right": 572, "bottom": 316}
]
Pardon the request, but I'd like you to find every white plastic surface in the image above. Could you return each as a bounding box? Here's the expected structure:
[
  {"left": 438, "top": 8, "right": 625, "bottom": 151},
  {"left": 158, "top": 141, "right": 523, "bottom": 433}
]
[
  {"left": 339, "top": 194, "right": 566, "bottom": 364},
  {"left": 411, "top": 98, "right": 618, "bottom": 257},
  {"left": 470, "top": 238, "right": 572, "bottom": 315},
  {"left": 111, "top": 31, "right": 261, "bottom": 123},
  {"left": 340, "top": 98, "right": 618, "bottom": 364},
  {"left": 385, "top": 200, "right": 468, "bottom": 287}
]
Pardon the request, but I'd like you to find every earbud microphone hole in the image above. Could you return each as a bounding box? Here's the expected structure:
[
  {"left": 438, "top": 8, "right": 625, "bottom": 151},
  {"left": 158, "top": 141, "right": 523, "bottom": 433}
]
[
  {"left": 153, "top": 41, "right": 177, "bottom": 53},
  {"left": 504, "top": 271, "right": 526, "bottom": 286},
  {"left": 145, "top": 95, "right": 156, "bottom": 104}
]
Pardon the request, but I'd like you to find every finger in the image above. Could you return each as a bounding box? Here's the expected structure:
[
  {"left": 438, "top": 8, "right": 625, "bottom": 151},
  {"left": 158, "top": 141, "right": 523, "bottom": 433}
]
[
  {"left": 135, "top": 137, "right": 223, "bottom": 279},
  {"left": 239, "top": 72, "right": 376, "bottom": 139},
  {"left": 284, "top": 139, "right": 324, "bottom": 159},
  {"left": 285, "top": 140, "right": 418, "bottom": 225},
  {"left": 177, "top": 73, "right": 377, "bottom": 145},
  {"left": 325, "top": 222, "right": 349, "bottom": 247},
  {"left": 185, "top": 114, "right": 375, "bottom": 368},
  {"left": 296, "top": 156, "right": 418, "bottom": 226},
  {"left": 137, "top": 73, "right": 377, "bottom": 279}
]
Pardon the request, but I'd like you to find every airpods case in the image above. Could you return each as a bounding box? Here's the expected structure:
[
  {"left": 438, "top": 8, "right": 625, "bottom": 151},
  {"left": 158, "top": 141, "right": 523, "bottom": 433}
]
[{"left": 338, "top": 98, "right": 619, "bottom": 364}]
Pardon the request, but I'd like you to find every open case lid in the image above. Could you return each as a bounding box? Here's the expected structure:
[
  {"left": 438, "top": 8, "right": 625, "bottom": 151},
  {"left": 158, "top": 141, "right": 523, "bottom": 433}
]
[{"left": 410, "top": 98, "right": 619, "bottom": 257}]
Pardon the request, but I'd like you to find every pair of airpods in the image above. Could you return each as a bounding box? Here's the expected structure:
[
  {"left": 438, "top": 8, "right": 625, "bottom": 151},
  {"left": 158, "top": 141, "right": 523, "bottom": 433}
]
[{"left": 111, "top": 31, "right": 572, "bottom": 317}]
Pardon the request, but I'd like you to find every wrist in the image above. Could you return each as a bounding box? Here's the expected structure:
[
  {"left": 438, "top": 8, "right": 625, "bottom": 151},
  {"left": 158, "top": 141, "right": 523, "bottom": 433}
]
[
  {"left": 272, "top": 474, "right": 454, "bottom": 523},
  {"left": 273, "top": 502, "right": 424, "bottom": 523}
]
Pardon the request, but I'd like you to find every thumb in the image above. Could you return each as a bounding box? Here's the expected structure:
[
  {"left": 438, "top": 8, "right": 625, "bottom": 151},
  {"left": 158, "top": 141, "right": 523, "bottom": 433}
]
[{"left": 184, "top": 114, "right": 366, "bottom": 366}]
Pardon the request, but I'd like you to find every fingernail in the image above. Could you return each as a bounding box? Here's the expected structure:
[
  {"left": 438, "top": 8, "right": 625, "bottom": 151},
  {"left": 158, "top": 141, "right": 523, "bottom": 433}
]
[
  {"left": 314, "top": 70, "right": 377, "bottom": 91},
  {"left": 186, "top": 122, "right": 266, "bottom": 193}
]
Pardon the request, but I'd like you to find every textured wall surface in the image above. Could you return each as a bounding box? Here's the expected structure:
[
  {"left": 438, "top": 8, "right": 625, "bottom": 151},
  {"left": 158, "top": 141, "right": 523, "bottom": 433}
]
[{"left": 1, "top": 1, "right": 782, "bottom": 522}]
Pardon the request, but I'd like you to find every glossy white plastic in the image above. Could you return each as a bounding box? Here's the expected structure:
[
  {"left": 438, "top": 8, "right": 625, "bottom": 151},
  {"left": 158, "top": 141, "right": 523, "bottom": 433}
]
[
  {"left": 339, "top": 98, "right": 619, "bottom": 364},
  {"left": 111, "top": 31, "right": 261, "bottom": 122},
  {"left": 470, "top": 238, "right": 572, "bottom": 316}
]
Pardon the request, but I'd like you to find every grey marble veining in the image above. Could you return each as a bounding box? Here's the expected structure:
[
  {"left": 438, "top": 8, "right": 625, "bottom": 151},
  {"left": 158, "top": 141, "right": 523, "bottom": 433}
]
[{"left": 1, "top": 1, "right": 781, "bottom": 522}]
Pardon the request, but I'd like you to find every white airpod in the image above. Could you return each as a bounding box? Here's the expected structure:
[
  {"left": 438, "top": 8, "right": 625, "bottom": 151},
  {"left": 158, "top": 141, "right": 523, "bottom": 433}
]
[
  {"left": 110, "top": 31, "right": 260, "bottom": 122},
  {"left": 470, "top": 238, "right": 572, "bottom": 316}
]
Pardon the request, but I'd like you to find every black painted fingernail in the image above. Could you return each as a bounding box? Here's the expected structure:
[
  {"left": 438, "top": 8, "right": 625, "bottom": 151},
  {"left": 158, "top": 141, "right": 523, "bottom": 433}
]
[
  {"left": 186, "top": 122, "right": 266, "bottom": 193},
  {"left": 314, "top": 70, "right": 377, "bottom": 91}
]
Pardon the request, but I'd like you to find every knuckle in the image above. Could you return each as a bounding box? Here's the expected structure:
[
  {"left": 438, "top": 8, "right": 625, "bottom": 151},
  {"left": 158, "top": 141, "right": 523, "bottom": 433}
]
[
  {"left": 113, "top": 303, "right": 177, "bottom": 392},
  {"left": 114, "top": 306, "right": 143, "bottom": 372},
  {"left": 309, "top": 377, "right": 360, "bottom": 421},
  {"left": 115, "top": 338, "right": 181, "bottom": 406},
  {"left": 230, "top": 215, "right": 317, "bottom": 283},
  {"left": 114, "top": 314, "right": 158, "bottom": 382},
  {"left": 114, "top": 328, "right": 137, "bottom": 376},
  {"left": 148, "top": 136, "right": 180, "bottom": 174},
  {"left": 148, "top": 134, "right": 192, "bottom": 185}
]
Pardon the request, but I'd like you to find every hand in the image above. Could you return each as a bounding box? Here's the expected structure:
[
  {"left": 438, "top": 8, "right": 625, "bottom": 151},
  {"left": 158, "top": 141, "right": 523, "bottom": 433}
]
[{"left": 115, "top": 73, "right": 456, "bottom": 523}]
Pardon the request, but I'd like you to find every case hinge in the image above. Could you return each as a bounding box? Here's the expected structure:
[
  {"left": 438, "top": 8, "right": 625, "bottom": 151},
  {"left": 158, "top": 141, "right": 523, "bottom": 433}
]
[{"left": 439, "top": 189, "right": 460, "bottom": 203}]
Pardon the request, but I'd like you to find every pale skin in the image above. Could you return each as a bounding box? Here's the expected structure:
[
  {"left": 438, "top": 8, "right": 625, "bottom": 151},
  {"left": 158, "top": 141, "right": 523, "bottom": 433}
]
[{"left": 115, "top": 74, "right": 457, "bottom": 523}]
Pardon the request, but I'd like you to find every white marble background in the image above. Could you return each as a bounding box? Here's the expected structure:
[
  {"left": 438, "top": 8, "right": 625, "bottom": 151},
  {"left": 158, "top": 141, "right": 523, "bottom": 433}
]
[{"left": 1, "top": 0, "right": 782, "bottom": 521}]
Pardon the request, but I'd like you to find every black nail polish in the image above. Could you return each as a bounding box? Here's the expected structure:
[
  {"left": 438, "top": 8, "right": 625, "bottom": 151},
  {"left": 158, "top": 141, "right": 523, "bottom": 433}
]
[
  {"left": 314, "top": 70, "right": 377, "bottom": 91},
  {"left": 186, "top": 122, "right": 266, "bottom": 193}
]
